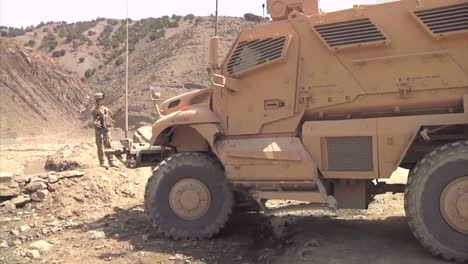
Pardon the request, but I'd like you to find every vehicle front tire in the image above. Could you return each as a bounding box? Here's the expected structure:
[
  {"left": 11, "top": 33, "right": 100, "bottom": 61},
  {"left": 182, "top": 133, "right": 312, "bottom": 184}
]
[
  {"left": 144, "top": 152, "right": 233, "bottom": 240},
  {"left": 405, "top": 140, "right": 468, "bottom": 262}
]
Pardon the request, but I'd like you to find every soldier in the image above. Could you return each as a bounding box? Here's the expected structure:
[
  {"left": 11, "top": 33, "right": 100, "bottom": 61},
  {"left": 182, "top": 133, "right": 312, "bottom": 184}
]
[{"left": 92, "top": 92, "right": 118, "bottom": 168}]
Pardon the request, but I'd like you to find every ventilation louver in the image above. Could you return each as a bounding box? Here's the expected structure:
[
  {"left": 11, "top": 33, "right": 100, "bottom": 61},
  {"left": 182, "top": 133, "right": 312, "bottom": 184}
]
[
  {"left": 314, "top": 18, "right": 387, "bottom": 50},
  {"left": 227, "top": 36, "right": 287, "bottom": 76},
  {"left": 414, "top": 2, "right": 468, "bottom": 37},
  {"left": 190, "top": 91, "right": 210, "bottom": 105},
  {"left": 324, "top": 136, "right": 374, "bottom": 171}
]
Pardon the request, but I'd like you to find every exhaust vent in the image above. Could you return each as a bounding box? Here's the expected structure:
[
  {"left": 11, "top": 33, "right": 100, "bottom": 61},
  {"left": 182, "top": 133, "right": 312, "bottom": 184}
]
[
  {"left": 227, "top": 36, "right": 288, "bottom": 77},
  {"left": 314, "top": 18, "right": 387, "bottom": 50},
  {"left": 189, "top": 91, "right": 211, "bottom": 105},
  {"left": 324, "top": 136, "right": 373, "bottom": 171},
  {"left": 414, "top": 2, "right": 468, "bottom": 37}
]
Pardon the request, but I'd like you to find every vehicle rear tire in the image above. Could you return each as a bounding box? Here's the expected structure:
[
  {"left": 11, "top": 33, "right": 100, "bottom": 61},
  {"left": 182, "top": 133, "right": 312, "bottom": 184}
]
[
  {"left": 405, "top": 140, "right": 468, "bottom": 262},
  {"left": 144, "top": 152, "right": 233, "bottom": 240}
]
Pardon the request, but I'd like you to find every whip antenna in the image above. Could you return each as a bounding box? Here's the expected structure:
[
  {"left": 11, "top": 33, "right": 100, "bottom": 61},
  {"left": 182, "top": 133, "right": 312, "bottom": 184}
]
[
  {"left": 125, "top": 0, "right": 129, "bottom": 138},
  {"left": 214, "top": 0, "right": 219, "bottom": 36}
]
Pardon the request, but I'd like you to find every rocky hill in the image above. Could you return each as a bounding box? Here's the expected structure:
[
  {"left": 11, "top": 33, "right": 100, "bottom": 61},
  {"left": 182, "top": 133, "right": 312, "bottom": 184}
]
[
  {"left": 4, "top": 16, "right": 257, "bottom": 129},
  {"left": 0, "top": 38, "right": 90, "bottom": 139}
]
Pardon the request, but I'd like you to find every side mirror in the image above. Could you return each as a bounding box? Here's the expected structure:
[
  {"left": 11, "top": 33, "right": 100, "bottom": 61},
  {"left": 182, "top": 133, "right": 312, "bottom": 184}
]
[
  {"left": 150, "top": 86, "right": 161, "bottom": 101},
  {"left": 208, "top": 36, "right": 220, "bottom": 69}
]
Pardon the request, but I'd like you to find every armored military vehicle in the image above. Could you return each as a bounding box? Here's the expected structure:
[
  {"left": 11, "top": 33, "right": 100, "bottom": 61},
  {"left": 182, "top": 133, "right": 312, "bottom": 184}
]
[{"left": 111, "top": 0, "right": 468, "bottom": 261}]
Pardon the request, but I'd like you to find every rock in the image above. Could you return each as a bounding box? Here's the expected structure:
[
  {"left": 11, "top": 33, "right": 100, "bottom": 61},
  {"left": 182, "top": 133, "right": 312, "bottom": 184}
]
[
  {"left": 29, "top": 240, "right": 53, "bottom": 253},
  {"left": 26, "top": 249, "right": 40, "bottom": 259},
  {"left": 57, "top": 170, "right": 85, "bottom": 179},
  {"left": 48, "top": 174, "right": 58, "bottom": 183},
  {"left": 169, "top": 254, "right": 185, "bottom": 261},
  {"left": 0, "top": 172, "right": 13, "bottom": 183},
  {"left": 13, "top": 239, "right": 22, "bottom": 245},
  {"left": 35, "top": 173, "right": 49, "bottom": 180},
  {"left": 0, "top": 184, "right": 21, "bottom": 197},
  {"left": 87, "top": 230, "right": 106, "bottom": 240},
  {"left": 14, "top": 175, "right": 30, "bottom": 184},
  {"left": 297, "top": 239, "right": 320, "bottom": 258},
  {"left": 20, "top": 225, "right": 31, "bottom": 232},
  {"left": 23, "top": 181, "right": 47, "bottom": 193},
  {"left": 142, "top": 234, "right": 149, "bottom": 241},
  {"left": 10, "top": 229, "right": 20, "bottom": 236},
  {"left": 31, "top": 189, "right": 48, "bottom": 202},
  {"left": 29, "top": 177, "right": 48, "bottom": 183},
  {"left": 0, "top": 240, "right": 8, "bottom": 248},
  {"left": 3, "top": 200, "right": 16, "bottom": 212},
  {"left": 10, "top": 195, "right": 31, "bottom": 207},
  {"left": 24, "top": 203, "right": 33, "bottom": 211},
  {"left": 304, "top": 239, "right": 320, "bottom": 247}
]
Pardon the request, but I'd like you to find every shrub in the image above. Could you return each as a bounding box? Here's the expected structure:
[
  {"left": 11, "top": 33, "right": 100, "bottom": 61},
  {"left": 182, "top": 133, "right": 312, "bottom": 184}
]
[
  {"left": 115, "top": 56, "right": 124, "bottom": 66},
  {"left": 78, "top": 57, "right": 85, "bottom": 63},
  {"left": 243, "top": 13, "right": 263, "bottom": 22},
  {"left": 84, "top": 68, "right": 96, "bottom": 78},
  {"left": 87, "top": 30, "right": 96, "bottom": 36},
  {"left": 26, "top": 39, "right": 36, "bottom": 47},
  {"left": 172, "top": 15, "right": 182, "bottom": 22},
  {"left": 40, "top": 32, "right": 58, "bottom": 52},
  {"left": 184, "top": 14, "right": 195, "bottom": 21},
  {"left": 195, "top": 17, "right": 204, "bottom": 26},
  {"left": 52, "top": 49, "right": 66, "bottom": 57}
]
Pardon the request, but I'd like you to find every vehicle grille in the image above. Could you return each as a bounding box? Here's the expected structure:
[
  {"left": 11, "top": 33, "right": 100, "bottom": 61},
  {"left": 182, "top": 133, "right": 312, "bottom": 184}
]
[
  {"left": 414, "top": 2, "right": 468, "bottom": 35},
  {"left": 324, "top": 136, "right": 374, "bottom": 171},
  {"left": 227, "top": 36, "right": 287, "bottom": 76},
  {"left": 189, "top": 91, "right": 210, "bottom": 105},
  {"left": 314, "top": 18, "right": 387, "bottom": 49}
]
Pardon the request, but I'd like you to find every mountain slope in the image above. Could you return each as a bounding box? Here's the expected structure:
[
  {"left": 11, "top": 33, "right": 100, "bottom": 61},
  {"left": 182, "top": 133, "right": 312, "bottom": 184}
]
[
  {"left": 0, "top": 38, "right": 90, "bottom": 139},
  {"left": 7, "top": 16, "right": 257, "bottom": 129}
]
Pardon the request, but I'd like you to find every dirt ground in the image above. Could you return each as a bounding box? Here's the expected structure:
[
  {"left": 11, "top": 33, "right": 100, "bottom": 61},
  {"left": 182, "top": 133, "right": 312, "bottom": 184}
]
[{"left": 0, "top": 130, "right": 446, "bottom": 264}]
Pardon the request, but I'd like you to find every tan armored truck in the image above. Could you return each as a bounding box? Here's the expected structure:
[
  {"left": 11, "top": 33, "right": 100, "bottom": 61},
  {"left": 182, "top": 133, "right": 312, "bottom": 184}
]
[{"left": 110, "top": 0, "right": 468, "bottom": 261}]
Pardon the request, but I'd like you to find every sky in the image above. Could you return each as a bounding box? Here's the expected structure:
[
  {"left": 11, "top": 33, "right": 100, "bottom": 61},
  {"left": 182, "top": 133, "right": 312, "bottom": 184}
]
[{"left": 0, "top": 0, "right": 388, "bottom": 28}]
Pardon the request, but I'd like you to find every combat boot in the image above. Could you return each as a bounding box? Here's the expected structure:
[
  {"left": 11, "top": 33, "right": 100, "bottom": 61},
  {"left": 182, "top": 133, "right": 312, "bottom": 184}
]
[{"left": 108, "top": 160, "right": 119, "bottom": 168}]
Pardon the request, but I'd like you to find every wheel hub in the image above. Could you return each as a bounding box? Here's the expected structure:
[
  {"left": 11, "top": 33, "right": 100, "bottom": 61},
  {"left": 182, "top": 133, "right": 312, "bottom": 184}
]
[
  {"left": 169, "top": 178, "right": 211, "bottom": 220},
  {"left": 440, "top": 176, "right": 468, "bottom": 235}
]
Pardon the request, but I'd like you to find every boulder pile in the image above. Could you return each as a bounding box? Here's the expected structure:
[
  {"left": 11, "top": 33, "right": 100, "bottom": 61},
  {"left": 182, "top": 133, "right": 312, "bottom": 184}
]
[{"left": 0, "top": 171, "right": 85, "bottom": 211}]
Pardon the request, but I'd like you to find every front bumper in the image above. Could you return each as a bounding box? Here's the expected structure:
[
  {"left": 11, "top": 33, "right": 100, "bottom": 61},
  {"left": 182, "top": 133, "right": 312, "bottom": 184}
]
[{"left": 104, "top": 138, "right": 166, "bottom": 168}]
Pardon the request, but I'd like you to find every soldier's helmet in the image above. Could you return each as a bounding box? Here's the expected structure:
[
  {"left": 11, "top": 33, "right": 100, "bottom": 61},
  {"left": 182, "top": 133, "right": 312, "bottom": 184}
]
[{"left": 94, "top": 92, "right": 105, "bottom": 101}]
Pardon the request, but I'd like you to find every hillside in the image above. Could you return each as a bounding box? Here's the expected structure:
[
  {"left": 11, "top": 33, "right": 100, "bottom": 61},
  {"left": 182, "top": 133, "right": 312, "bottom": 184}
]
[
  {"left": 6, "top": 16, "right": 257, "bottom": 129},
  {"left": 0, "top": 38, "right": 90, "bottom": 140}
]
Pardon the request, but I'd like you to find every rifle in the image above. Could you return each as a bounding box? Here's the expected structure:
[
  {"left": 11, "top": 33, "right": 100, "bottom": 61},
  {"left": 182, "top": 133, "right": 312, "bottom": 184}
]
[{"left": 98, "top": 114, "right": 109, "bottom": 144}]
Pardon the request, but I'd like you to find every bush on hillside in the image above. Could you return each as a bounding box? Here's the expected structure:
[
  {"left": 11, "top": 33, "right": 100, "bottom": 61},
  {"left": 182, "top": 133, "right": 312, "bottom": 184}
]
[
  {"left": 26, "top": 39, "right": 36, "bottom": 47},
  {"left": 194, "top": 17, "right": 205, "bottom": 26},
  {"left": 115, "top": 56, "right": 124, "bottom": 66},
  {"left": 52, "top": 49, "right": 66, "bottom": 57},
  {"left": 40, "top": 32, "right": 58, "bottom": 52},
  {"left": 149, "top": 30, "right": 165, "bottom": 41},
  {"left": 184, "top": 14, "right": 195, "bottom": 21},
  {"left": 84, "top": 68, "right": 96, "bottom": 78},
  {"left": 172, "top": 15, "right": 182, "bottom": 22},
  {"left": 244, "top": 13, "right": 263, "bottom": 22},
  {"left": 78, "top": 57, "right": 85, "bottom": 63}
]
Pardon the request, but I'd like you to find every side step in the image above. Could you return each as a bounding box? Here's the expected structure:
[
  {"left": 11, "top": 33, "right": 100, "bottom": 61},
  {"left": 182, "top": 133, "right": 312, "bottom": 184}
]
[{"left": 252, "top": 190, "right": 337, "bottom": 215}]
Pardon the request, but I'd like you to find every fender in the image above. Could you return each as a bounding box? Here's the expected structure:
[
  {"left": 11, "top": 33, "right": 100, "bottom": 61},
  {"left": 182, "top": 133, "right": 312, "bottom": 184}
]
[{"left": 150, "top": 106, "right": 222, "bottom": 148}]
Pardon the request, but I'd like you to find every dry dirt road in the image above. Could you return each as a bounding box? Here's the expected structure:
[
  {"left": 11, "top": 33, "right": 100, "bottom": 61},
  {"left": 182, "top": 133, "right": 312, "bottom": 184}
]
[{"left": 0, "top": 133, "right": 447, "bottom": 264}]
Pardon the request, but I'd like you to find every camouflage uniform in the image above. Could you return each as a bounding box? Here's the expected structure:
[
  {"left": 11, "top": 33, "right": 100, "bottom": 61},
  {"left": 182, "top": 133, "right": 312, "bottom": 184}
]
[{"left": 92, "top": 100, "right": 117, "bottom": 167}]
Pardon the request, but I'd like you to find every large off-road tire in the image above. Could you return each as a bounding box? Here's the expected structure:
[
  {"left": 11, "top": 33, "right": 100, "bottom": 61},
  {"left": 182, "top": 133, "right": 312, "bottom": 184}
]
[
  {"left": 144, "top": 152, "right": 233, "bottom": 240},
  {"left": 405, "top": 140, "right": 468, "bottom": 262}
]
